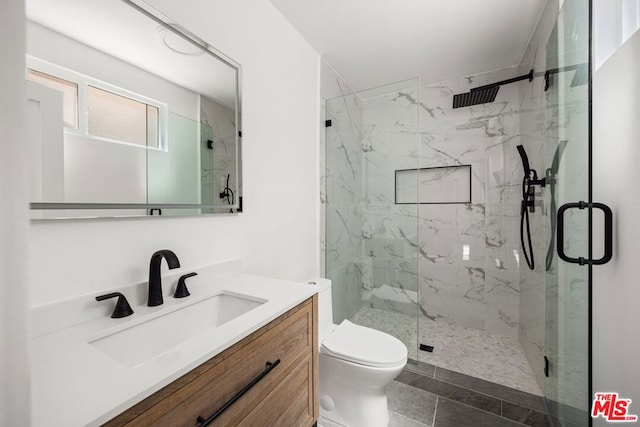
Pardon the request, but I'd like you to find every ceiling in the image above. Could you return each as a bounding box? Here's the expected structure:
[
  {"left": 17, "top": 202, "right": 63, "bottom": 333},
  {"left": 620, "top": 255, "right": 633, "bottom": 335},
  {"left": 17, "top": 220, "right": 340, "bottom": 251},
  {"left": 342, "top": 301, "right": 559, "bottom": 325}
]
[
  {"left": 268, "top": 0, "right": 547, "bottom": 91},
  {"left": 26, "top": 0, "right": 237, "bottom": 107}
]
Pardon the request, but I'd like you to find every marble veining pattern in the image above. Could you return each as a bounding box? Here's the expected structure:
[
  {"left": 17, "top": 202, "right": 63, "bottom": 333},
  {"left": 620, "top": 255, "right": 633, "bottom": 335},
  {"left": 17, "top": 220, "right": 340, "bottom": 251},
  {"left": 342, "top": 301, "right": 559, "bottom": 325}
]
[
  {"left": 516, "top": 0, "right": 591, "bottom": 406},
  {"left": 416, "top": 69, "right": 523, "bottom": 338},
  {"left": 322, "top": 66, "right": 551, "bottom": 401},
  {"left": 320, "top": 59, "right": 359, "bottom": 278},
  {"left": 323, "top": 69, "right": 525, "bottom": 338},
  {"left": 323, "top": 60, "right": 365, "bottom": 323},
  {"left": 200, "top": 97, "right": 237, "bottom": 210}
]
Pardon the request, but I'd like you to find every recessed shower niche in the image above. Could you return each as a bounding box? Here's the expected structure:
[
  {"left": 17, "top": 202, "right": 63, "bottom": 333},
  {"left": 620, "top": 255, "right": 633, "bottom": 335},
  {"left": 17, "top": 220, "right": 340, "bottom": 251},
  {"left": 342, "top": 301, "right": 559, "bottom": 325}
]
[{"left": 395, "top": 165, "right": 472, "bottom": 205}]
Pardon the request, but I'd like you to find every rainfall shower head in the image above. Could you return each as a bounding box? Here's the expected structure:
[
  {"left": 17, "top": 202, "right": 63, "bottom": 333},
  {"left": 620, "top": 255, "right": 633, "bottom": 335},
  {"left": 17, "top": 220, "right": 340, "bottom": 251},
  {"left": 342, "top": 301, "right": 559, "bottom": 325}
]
[
  {"left": 452, "top": 69, "right": 534, "bottom": 109},
  {"left": 453, "top": 87, "right": 500, "bottom": 109}
]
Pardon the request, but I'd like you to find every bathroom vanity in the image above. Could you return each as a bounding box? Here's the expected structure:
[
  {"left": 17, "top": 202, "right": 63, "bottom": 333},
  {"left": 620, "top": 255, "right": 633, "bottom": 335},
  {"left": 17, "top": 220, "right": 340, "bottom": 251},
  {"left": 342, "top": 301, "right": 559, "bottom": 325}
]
[
  {"left": 30, "top": 261, "right": 319, "bottom": 426},
  {"left": 106, "top": 297, "right": 318, "bottom": 426}
]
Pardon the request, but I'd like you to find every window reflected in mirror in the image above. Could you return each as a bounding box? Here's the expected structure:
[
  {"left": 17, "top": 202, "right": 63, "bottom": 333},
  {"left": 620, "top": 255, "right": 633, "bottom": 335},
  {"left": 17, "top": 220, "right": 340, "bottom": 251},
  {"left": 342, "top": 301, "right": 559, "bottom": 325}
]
[{"left": 88, "top": 86, "right": 161, "bottom": 149}]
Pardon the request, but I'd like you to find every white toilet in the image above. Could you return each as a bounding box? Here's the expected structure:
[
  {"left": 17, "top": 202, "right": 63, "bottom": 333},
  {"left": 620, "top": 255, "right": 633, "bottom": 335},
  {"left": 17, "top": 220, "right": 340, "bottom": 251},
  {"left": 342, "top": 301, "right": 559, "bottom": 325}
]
[{"left": 313, "top": 278, "right": 407, "bottom": 427}]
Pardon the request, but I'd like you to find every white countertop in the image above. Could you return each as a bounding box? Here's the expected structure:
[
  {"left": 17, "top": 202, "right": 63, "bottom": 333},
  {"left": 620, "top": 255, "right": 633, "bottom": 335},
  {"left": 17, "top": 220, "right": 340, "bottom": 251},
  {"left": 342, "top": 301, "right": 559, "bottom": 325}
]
[{"left": 30, "top": 267, "right": 318, "bottom": 426}]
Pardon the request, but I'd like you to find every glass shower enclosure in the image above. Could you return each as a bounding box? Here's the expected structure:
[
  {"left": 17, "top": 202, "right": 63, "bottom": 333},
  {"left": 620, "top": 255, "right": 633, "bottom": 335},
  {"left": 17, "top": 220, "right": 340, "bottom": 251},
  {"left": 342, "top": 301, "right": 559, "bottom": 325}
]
[
  {"left": 325, "top": 79, "right": 421, "bottom": 359},
  {"left": 324, "top": 1, "right": 599, "bottom": 423}
]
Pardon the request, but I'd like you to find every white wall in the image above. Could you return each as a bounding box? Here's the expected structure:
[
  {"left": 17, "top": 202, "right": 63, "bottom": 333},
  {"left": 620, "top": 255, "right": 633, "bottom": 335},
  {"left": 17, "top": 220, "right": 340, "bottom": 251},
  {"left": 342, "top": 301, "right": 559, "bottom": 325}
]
[
  {"left": 593, "top": 29, "right": 640, "bottom": 423},
  {"left": 29, "top": 0, "right": 321, "bottom": 306},
  {"left": 63, "top": 134, "right": 147, "bottom": 203},
  {"left": 0, "top": 0, "right": 31, "bottom": 424}
]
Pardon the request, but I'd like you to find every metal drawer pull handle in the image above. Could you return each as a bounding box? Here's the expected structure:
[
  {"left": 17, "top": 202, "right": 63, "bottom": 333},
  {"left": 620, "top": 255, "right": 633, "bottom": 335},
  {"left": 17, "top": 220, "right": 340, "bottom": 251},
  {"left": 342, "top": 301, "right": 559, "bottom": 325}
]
[{"left": 196, "top": 359, "right": 281, "bottom": 426}]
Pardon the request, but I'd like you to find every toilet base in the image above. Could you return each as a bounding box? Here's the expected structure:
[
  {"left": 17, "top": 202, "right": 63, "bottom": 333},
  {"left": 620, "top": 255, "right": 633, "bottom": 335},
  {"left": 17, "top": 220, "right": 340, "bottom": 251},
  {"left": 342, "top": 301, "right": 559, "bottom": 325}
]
[
  {"left": 319, "top": 386, "right": 389, "bottom": 427},
  {"left": 319, "top": 353, "right": 404, "bottom": 427}
]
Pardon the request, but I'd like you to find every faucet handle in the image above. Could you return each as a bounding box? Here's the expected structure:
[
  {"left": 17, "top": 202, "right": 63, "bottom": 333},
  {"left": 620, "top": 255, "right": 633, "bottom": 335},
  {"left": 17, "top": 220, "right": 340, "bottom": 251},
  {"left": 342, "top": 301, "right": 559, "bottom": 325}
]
[
  {"left": 96, "top": 292, "right": 134, "bottom": 318},
  {"left": 174, "top": 272, "right": 197, "bottom": 298}
]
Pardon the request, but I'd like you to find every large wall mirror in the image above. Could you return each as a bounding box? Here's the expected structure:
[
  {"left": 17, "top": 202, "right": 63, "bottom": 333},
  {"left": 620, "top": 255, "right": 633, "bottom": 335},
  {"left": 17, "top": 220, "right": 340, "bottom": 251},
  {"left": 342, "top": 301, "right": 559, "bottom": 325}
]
[{"left": 26, "top": 0, "right": 242, "bottom": 219}]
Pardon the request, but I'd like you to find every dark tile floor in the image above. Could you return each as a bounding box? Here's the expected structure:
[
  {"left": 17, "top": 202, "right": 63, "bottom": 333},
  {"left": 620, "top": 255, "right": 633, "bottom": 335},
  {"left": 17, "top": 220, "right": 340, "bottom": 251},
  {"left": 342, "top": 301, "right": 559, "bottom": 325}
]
[{"left": 387, "top": 361, "right": 552, "bottom": 427}]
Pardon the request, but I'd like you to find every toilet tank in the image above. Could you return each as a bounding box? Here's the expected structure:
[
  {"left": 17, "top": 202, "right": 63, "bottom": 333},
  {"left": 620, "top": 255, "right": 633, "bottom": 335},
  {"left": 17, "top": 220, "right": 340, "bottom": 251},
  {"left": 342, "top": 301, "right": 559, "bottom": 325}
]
[{"left": 306, "top": 278, "right": 332, "bottom": 341}]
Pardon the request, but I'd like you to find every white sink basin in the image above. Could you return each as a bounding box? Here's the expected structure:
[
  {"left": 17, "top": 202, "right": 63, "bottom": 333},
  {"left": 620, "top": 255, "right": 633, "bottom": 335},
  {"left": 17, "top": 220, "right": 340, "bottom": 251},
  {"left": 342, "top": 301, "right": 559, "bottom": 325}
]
[{"left": 89, "top": 291, "right": 267, "bottom": 367}]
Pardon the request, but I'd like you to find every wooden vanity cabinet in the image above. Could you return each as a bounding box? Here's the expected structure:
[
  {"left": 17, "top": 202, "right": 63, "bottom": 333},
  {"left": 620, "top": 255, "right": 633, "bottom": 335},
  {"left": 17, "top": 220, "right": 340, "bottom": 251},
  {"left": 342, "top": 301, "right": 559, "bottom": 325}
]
[{"left": 105, "top": 296, "right": 318, "bottom": 427}]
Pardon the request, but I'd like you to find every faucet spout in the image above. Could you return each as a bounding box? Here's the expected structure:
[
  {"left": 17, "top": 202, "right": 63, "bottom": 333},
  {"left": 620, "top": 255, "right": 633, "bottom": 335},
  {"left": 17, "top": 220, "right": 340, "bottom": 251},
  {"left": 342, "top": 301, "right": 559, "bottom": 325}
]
[{"left": 148, "top": 249, "right": 181, "bottom": 306}]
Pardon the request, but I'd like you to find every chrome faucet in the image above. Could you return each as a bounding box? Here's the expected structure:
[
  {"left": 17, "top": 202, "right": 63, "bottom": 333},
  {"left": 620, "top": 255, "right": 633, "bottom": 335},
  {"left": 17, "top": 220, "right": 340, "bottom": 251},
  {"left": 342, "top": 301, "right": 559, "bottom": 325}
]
[{"left": 148, "top": 249, "right": 180, "bottom": 306}]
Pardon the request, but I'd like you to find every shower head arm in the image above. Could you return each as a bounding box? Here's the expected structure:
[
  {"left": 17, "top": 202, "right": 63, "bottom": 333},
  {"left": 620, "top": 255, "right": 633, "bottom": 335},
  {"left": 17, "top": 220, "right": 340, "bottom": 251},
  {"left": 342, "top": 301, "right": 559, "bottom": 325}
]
[
  {"left": 545, "top": 63, "right": 585, "bottom": 78},
  {"left": 544, "top": 63, "right": 588, "bottom": 91},
  {"left": 470, "top": 69, "right": 534, "bottom": 93}
]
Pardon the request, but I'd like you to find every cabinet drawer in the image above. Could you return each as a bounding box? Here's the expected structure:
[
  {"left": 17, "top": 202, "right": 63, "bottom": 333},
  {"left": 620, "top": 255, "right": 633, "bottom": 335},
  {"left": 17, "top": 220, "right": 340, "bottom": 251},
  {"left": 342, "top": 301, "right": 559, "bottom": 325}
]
[
  {"left": 237, "top": 356, "right": 314, "bottom": 427},
  {"left": 106, "top": 296, "right": 316, "bottom": 427}
]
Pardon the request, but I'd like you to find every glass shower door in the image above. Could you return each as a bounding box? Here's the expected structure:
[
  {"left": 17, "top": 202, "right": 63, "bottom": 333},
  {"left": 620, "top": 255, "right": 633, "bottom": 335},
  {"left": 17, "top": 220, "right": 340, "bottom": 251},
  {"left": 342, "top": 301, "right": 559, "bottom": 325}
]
[{"left": 544, "top": 0, "right": 601, "bottom": 425}]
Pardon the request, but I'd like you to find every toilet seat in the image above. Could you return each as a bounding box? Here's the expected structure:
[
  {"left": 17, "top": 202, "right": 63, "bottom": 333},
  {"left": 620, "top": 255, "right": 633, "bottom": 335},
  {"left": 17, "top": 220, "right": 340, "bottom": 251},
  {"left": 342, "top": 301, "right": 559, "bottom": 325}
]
[{"left": 321, "top": 320, "right": 407, "bottom": 368}]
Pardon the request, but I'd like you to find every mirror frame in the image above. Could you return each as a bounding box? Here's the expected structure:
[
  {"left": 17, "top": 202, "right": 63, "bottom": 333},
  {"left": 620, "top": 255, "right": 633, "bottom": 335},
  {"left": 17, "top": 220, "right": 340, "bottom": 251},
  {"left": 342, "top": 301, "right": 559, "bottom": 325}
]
[{"left": 28, "top": 0, "right": 243, "bottom": 217}]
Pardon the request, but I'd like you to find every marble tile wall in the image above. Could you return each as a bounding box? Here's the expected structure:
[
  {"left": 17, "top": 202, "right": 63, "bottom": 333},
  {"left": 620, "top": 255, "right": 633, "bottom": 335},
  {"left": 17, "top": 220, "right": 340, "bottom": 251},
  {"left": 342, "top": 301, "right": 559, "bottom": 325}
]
[
  {"left": 320, "top": 60, "right": 357, "bottom": 278},
  {"left": 322, "top": 51, "right": 586, "bottom": 405},
  {"left": 517, "top": 0, "right": 559, "bottom": 396},
  {"left": 518, "top": 0, "right": 591, "bottom": 414},
  {"left": 322, "top": 69, "right": 526, "bottom": 340},
  {"left": 517, "top": 1, "right": 591, "bottom": 414},
  {"left": 322, "top": 60, "right": 365, "bottom": 323},
  {"left": 417, "top": 69, "right": 523, "bottom": 338},
  {"left": 360, "top": 83, "right": 420, "bottom": 320},
  {"left": 200, "top": 97, "right": 237, "bottom": 210},
  {"left": 517, "top": 64, "right": 551, "bottom": 398},
  {"left": 323, "top": 78, "right": 423, "bottom": 358}
]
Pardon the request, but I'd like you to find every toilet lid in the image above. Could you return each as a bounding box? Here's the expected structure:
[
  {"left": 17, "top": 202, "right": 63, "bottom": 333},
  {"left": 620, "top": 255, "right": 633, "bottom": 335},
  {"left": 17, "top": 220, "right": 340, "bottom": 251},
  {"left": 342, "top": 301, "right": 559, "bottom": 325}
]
[{"left": 321, "top": 320, "right": 408, "bottom": 368}]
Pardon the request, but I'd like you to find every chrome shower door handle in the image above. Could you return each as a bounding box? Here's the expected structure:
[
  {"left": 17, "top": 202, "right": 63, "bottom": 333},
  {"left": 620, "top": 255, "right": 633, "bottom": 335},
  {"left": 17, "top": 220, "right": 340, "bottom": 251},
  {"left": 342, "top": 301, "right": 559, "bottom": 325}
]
[{"left": 557, "top": 201, "right": 613, "bottom": 265}]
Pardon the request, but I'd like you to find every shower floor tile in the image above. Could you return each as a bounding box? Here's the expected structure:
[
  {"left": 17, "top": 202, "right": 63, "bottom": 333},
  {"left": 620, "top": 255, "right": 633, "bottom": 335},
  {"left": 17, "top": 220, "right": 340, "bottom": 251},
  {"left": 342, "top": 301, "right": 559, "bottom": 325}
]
[
  {"left": 351, "top": 307, "right": 542, "bottom": 396},
  {"left": 418, "top": 320, "right": 542, "bottom": 396}
]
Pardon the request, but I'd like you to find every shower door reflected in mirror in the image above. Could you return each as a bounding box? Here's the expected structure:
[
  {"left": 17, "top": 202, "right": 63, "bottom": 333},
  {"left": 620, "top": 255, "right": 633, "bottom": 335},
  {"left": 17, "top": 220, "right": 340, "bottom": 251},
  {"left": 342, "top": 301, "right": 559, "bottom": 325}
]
[{"left": 544, "top": 0, "right": 592, "bottom": 425}]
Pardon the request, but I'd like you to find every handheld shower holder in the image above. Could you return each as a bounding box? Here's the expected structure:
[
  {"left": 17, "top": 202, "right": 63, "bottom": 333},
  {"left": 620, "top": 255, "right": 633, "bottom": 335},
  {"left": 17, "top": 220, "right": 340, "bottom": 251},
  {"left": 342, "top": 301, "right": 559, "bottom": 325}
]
[{"left": 528, "top": 176, "right": 546, "bottom": 188}]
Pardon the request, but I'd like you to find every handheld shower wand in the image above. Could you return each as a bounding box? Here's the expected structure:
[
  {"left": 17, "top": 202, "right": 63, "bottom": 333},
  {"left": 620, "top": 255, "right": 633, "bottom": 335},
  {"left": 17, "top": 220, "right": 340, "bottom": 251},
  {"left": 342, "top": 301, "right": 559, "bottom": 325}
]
[
  {"left": 516, "top": 145, "right": 546, "bottom": 270},
  {"left": 516, "top": 145, "right": 532, "bottom": 178}
]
